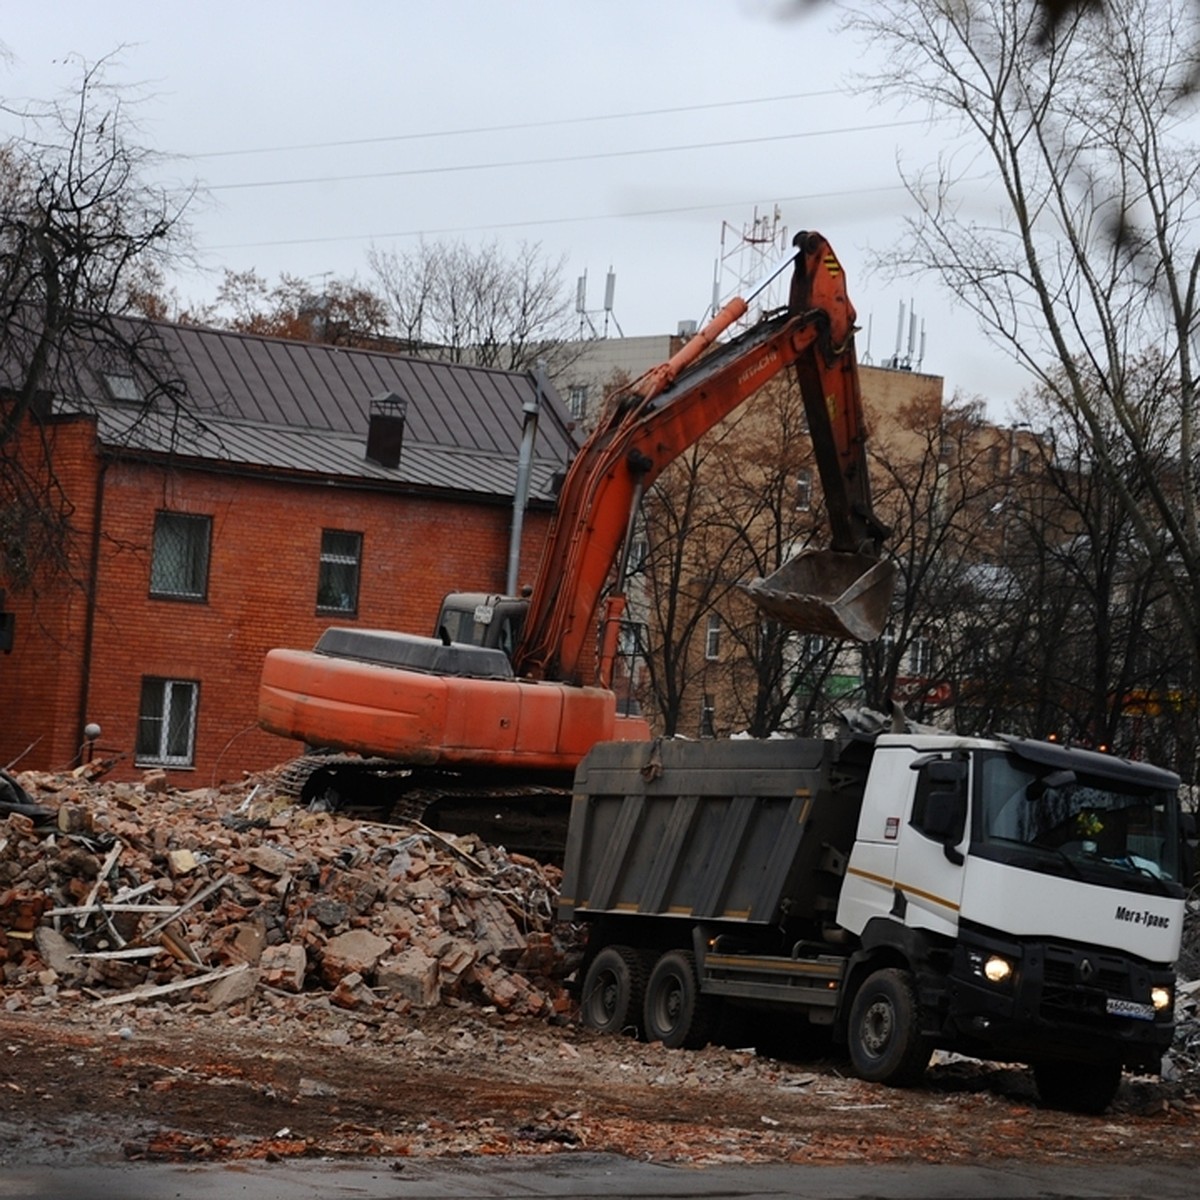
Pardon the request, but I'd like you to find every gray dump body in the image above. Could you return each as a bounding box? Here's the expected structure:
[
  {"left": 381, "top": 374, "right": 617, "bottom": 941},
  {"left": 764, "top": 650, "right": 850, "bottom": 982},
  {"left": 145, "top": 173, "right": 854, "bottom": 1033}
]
[{"left": 559, "top": 737, "right": 870, "bottom": 933}]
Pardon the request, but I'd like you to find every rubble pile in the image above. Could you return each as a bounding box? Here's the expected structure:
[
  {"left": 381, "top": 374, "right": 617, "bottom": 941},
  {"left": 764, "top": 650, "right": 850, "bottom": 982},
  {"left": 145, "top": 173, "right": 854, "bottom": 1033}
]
[
  {"left": 2, "top": 762, "right": 1200, "bottom": 1099},
  {"left": 0, "top": 764, "right": 574, "bottom": 1022}
]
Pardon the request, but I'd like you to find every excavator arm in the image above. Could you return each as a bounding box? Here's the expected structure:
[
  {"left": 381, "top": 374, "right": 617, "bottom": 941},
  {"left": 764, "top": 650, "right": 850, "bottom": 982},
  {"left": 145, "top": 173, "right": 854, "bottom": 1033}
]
[{"left": 513, "top": 231, "right": 894, "bottom": 686}]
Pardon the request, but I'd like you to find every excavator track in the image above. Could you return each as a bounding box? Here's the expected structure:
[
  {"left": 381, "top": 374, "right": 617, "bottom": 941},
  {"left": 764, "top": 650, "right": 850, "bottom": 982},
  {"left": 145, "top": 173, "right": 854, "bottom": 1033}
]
[{"left": 273, "top": 753, "right": 574, "bottom": 862}]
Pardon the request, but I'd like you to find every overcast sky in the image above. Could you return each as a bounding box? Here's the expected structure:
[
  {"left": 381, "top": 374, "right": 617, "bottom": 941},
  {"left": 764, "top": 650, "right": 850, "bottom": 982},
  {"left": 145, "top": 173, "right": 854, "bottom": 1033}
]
[{"left": 2, "top": 0, "right": 1031, "bottom": 417}]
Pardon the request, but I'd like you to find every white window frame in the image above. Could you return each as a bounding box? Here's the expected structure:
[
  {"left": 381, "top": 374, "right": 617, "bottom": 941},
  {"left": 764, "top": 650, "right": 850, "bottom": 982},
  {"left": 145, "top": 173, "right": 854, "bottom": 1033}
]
[
  {"left": 910, "top": 634, "right": 935, "bottom": 678},
  {"left": 705, "top": 614, "right": 721, "bottom": 660},
  {"left": 700, "top": 693, "right": 716, "bottom": 738},
  {"left": 136, "top": 677, "right": 199, "bottom": 767}
]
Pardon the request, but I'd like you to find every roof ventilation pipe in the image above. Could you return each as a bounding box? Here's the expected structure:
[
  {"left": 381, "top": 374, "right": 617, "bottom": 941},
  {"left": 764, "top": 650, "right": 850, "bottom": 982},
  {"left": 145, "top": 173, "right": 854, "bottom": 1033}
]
[{"left": 366, "top": 392, "right": 407, "bottom": 469}]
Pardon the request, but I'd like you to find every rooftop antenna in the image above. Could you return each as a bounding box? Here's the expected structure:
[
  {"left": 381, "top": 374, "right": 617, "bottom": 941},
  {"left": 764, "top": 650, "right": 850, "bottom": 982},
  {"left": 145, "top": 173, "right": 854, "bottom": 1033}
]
[
  {"left": 891, "top": 300, "right": 906, "bottom": 369},
  {"left": 576, "top": 271, "right": 599, "bottom": 338},
  {"left": 711, "top": 204, "right": 790, "bottom": 324},
  {"left": 860, "top": 312, "right": 874, "bottom": 365},
  {"left": 603, "top": 268, "right": 624, "bottom": 337}
]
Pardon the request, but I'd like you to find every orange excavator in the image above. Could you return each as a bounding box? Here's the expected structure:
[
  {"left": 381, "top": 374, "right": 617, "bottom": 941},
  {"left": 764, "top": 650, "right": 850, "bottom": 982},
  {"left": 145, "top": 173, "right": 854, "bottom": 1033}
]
[{"left": 258, "top": 231, "right": 895, "bottom": 848}]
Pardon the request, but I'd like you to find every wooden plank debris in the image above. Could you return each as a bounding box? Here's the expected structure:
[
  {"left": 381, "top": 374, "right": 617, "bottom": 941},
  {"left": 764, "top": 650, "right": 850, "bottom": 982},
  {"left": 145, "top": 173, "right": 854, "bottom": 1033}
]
[{"left": 94, "top": 962, "right": 250, "bottom": 1007}]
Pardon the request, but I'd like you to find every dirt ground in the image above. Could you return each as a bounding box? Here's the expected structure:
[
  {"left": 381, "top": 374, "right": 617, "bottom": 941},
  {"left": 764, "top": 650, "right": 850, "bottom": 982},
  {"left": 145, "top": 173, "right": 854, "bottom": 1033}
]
[
  {"left": 2, "top": 761, "right": 1198, "bottom": 1171},
  {"left": 1, "top": 995, "right": 1198, "bottom": 1170}
]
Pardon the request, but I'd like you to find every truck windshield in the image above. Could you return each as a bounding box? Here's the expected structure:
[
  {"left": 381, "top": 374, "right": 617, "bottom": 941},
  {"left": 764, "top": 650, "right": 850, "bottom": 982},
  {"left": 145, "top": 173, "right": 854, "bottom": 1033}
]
[{"left": 973, "top": 752, "right": 1182, "bottom": 892}]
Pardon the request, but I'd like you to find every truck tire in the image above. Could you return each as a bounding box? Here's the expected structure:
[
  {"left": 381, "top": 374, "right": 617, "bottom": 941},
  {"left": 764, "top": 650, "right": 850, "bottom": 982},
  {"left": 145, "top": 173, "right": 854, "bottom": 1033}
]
[
  {"left": 580, "top": 945, "right": 648, "bottom": 1037},
  {"left": 642, "top": 950, "right": 718, "bottom": 1050},
  {"left": 1033, "top": 1058, "right": 1122, "bottom": 1114},
  {"left": 846, "top": 967, "right": 931, "bottom": 1086}
]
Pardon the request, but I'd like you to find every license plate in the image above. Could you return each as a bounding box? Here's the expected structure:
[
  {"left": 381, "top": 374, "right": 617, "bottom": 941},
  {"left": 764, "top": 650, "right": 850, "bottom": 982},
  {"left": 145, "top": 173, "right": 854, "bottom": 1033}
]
[{"left": 1107, "top": 998, "right": 1154, "bottom": 1021}]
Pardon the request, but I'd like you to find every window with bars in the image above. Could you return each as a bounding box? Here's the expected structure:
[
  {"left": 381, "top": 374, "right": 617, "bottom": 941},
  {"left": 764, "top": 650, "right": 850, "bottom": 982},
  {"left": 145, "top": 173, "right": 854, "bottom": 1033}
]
[
  {"left": 705, "top": 614, "right": 721, "bottom": 660},
  {"left": 136, "top": 677, "right": 199, "bottom": 767},
  {"left": 149, "top": 512, "right": 211, "bottom": 600},
  {"left": 317, "top": 529, "right": 363, "bottom": 613},
  {"left": 700, "top": 693, "right": 716, "bottom": 738}
]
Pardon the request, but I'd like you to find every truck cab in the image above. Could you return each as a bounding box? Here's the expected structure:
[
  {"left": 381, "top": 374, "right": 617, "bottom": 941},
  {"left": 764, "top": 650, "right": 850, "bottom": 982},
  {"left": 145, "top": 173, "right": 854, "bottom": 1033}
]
[{"left": 837, "top": 733, "right": 1183, "bottom": 1102}]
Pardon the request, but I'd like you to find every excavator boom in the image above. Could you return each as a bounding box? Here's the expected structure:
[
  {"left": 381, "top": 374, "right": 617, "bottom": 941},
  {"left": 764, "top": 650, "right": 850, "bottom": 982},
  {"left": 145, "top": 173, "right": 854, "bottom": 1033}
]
[
  {"left": 256, "top": 230, "right": 894, "bottom": 838},
  {"left": 513, "top": 230, "right": 893, "bottom": 685}
]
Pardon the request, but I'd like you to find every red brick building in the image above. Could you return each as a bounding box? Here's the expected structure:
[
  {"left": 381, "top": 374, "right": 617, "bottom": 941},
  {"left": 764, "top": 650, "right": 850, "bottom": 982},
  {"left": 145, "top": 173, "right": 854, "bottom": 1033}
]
[{"left": 0, "top": 321, "right": 576, "bottom": 786}]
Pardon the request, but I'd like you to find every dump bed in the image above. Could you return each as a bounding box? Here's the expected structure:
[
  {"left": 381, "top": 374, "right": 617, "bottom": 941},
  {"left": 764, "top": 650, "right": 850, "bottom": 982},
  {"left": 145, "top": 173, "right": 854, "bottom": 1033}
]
[{"left": 559, "top": 737, "right": 870, "bottom": 930}]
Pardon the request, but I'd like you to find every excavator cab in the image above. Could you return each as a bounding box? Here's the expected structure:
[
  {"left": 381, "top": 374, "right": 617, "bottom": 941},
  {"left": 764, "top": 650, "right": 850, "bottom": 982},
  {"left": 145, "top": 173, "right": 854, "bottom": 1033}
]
[
  {"left": 435, "top": 593, "right": 528, "bottom": 662},
  {"left": 742, "top": 549, "right": 897, "bottom": 642}
]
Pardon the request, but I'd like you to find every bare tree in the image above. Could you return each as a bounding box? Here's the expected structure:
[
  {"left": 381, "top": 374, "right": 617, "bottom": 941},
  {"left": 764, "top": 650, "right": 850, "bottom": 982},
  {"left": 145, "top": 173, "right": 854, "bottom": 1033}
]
[
  {"left": 368, "top": 238, "right": 581, "bottom": 374},
  {"left": 699, "top": 377, "right": 844, "bottom": 737},
  {"left": 637, "top": 441, "right": 743, "bottom": 737},
  {"left": 860, "top": 391, "right": 1011, "bottom": 723},
  {"left": 1, "top": 56, "right": 194, "bottom": 590},
  {"left": 843, "top": 0, "right": 1200, "bottom": 686}
]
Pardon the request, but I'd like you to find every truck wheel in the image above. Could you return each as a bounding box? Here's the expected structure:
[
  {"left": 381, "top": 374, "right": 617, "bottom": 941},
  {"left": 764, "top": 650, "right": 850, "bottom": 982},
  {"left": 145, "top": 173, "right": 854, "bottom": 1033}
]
[
  {"left": 1033, "top": 1058, "right": 1122, "bottom": 1114},
  {"left": 580, "top": 946, "right": 648, "bottom": 1037},
  {"left": 643, "top": 950, "right": 717, "bottom": 1049},
  {"left": 847, "top": 967, "right": 931, "bottom": 1085}
]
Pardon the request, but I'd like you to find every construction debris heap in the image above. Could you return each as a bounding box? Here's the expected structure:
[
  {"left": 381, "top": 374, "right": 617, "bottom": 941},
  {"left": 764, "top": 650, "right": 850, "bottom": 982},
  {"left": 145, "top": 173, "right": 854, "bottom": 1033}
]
[{"left": 0, "top": 763, "right": 573, "bottom": 1020}]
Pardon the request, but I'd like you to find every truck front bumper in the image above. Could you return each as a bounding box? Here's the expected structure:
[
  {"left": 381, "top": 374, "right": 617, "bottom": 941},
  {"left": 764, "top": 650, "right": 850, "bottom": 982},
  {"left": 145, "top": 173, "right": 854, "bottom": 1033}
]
[{"left": 945, "top": 925, "right": 1175, "bottom": 1072}]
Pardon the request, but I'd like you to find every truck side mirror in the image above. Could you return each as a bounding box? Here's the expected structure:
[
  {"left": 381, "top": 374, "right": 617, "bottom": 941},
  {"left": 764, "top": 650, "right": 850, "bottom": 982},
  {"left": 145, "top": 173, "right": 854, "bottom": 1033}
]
[
  {"left": 916, "top": 760, "right": 967, "bottom": 864},
  {"left": 925, "top": 788, "right": 965, "bottom": 836}
]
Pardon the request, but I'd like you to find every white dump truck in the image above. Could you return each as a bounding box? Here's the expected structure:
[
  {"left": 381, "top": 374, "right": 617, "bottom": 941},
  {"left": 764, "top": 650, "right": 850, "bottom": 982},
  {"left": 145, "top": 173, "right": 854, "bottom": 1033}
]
[{"left": 559, "top": 727, "right": 1188, "bottom": 1112}]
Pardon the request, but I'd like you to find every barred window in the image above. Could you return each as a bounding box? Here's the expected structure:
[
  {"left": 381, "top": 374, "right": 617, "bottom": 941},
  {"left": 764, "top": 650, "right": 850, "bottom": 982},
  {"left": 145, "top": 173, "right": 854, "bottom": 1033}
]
[
  {"left": 700, "top": 693, "right": 716, "bottom": 738},
  {"left": 317, "top": 530, "right": 362, "bottom": 613},
  {"left": 568, "top": 385, "right": 588, "bottom": 421},
  {"left": 136, "top": 677, "right": 199, "bottom": 767},
  {"left": 150, "top": 512, "right": 211, "bottom": 600}
]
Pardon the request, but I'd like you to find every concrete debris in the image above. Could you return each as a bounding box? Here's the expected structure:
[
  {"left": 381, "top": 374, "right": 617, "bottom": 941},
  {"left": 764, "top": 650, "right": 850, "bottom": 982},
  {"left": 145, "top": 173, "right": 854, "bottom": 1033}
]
[
  {"left": 2, "top": 759, "right": 1198, "bottom": 1101},
  {"left": 0, "top": 762, "right": 574, "bottom": 1023}
]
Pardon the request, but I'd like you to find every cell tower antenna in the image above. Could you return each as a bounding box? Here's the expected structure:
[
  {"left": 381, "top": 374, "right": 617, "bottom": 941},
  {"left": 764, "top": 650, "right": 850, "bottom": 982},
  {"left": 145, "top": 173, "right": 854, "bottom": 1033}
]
[
  {"left": 576, "top": 270, "right": 599, "bottom": 338},
  {"left": 602, "top": 268, "right": 624, "bottom": 337},
  {"left": 712, "top": 204, "right": 790, "bottom": 326}
]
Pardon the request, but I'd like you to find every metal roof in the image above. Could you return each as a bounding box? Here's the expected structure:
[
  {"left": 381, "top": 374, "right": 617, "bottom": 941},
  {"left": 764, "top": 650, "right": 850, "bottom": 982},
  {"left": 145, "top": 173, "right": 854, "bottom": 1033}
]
[{"left": 55, "top": 319, "right": 579, "bottom": 502}]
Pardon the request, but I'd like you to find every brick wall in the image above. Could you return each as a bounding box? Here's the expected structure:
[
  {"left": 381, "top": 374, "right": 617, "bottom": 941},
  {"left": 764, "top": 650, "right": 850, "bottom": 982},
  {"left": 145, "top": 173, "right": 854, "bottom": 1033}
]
[
  {"left": 2, "top": 438, "right": 556, "bottom": 785},
  {"left": 0, "top": 414, "right": 101, "bottom": 774}
]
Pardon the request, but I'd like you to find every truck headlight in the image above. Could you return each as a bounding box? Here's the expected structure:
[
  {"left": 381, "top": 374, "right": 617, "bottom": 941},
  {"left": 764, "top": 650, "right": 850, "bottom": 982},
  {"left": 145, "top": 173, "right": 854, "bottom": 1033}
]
[
  {"left": 967, "top": 950, "right": 1016, "bottom": 985},
  {"left": 1151, "top": 985, "right": 1173, "bottom": 1013},
  {"left": 983, "top": 955, "right": 1014, "bottom": 984}
]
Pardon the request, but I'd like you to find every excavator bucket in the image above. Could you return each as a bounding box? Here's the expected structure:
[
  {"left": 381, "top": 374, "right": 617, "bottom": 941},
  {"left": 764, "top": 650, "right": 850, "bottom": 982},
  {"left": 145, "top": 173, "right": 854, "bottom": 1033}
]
[{"left": 740, "top": 549, "right": 897, "bottom": 642}]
